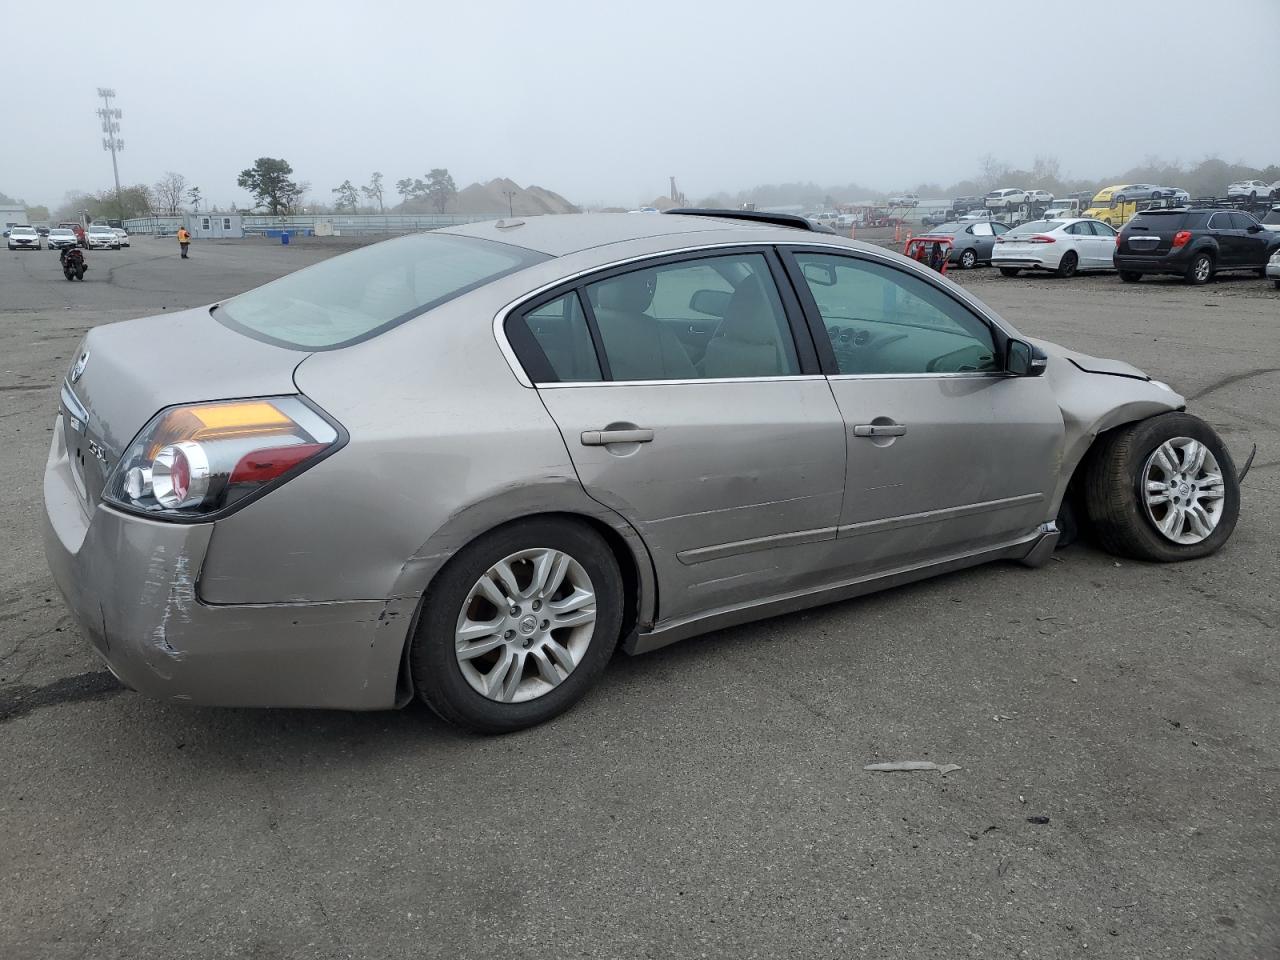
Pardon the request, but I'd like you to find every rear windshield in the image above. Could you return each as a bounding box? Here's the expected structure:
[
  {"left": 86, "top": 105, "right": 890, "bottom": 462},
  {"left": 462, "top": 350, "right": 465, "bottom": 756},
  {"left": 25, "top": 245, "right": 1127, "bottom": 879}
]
[
  {"left": 216, "top": 232, "right": 549, "bottom": 350},
  {"left": 1007, "top": 221, "right": 1063, "bottom": 235},
  {"left": 1127, "top": 211, "right": 1191, "bottom": 231},
  {"left": 1263, "top": 209, "right": 1280, "bottom": 225}
]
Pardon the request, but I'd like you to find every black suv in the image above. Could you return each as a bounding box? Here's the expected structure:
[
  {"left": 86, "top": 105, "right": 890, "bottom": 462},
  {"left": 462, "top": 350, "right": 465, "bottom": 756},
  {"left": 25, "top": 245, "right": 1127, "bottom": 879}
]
[{"left": 1114, "top": 208, "right": 1280, "bottom": 284}]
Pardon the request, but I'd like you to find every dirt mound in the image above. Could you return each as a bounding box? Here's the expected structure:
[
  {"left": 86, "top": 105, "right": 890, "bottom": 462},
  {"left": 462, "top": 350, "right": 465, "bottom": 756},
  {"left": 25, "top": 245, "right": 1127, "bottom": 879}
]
[{"left": 451, "top": 178, "right": 579, "bottom": 217}]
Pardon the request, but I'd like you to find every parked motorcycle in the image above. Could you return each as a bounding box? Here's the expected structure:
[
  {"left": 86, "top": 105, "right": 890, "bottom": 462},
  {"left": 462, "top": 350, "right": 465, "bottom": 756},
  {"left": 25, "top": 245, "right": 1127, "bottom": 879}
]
[{"left": 60, "top": 247, "right": 87, "bottom": 281}]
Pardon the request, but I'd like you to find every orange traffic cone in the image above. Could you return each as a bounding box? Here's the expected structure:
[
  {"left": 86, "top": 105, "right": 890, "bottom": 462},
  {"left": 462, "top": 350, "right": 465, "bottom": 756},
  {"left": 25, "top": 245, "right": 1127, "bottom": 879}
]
[{"left": 894, "top": 221, "right": 901, "bottom": 243}]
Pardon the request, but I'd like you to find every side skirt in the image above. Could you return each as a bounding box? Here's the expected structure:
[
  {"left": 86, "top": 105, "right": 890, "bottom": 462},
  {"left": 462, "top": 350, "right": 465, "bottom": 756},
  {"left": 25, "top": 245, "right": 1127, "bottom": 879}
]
[{"left": 623, "top": 524, "right": 1059, "bottom": 655}]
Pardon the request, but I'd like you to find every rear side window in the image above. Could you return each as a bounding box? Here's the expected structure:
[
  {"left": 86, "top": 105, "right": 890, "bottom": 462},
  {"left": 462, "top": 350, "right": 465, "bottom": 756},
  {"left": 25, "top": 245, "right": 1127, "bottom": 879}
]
[
  {"left": 509, "top": 292, "right": 602, "bottom": 383},
  {"left": 217, "top": 232, "right": 548, "bottom": 350}
]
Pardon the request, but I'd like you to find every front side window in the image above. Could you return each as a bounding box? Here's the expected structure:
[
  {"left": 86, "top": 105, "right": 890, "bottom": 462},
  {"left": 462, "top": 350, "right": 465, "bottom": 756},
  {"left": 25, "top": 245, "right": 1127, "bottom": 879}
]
[
  {"left": 971, "top": 222, "right": 994, "bottom": 236},
  {"left": 1089, "top": 221, "right": 1117, "bottom": 237},
  {"left": 584, "top": 254, "right": 800, "bottom": 381},
  {"left": 793, "top": 252, "right": 998, "bottom": 375}
]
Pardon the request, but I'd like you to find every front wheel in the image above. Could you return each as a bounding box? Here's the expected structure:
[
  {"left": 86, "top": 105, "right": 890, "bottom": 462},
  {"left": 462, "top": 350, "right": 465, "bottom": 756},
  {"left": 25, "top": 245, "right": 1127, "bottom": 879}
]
[
  {"left": 1056, "top": 251, "right": 1078, "bottom": 278},
  {"left": 1119, "top": 271, "right": 1142, "bottom": 283},
  {"left": 411, "top": 517, "right": 624, "bottom": 734},
  {"left": 999, "top": 267, "right": 1021, "bottom": 277},
  {"left": 1186, "top": 253, "right": 1213, "bottom": 285},
  {"left": 959, "top": 248, "right": 977, "bottom": 269},
  {"left": 1083, "top": 413, "right": 1239, "bottom": 562}
]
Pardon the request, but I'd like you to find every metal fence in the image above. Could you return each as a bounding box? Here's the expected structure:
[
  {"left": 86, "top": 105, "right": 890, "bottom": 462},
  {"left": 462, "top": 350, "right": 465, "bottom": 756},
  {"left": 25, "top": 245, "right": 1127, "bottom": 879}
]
[{"left": 123, "top": 213, "right": 494, "bottom": 237}]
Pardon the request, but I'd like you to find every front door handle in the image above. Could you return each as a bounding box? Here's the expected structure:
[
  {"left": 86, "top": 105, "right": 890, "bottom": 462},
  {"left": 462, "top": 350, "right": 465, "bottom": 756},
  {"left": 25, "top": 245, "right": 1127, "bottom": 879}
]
[
  {"left": 853, "top": 423, "right": 907, "bottom": 438},
  {"left": 581, "top": 428, "right": 654, "bottom": 446}
]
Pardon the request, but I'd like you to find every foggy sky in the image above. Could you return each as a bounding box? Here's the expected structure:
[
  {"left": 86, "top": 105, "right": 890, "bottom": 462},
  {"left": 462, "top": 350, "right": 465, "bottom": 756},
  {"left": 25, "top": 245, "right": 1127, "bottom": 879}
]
[{"left": 3, "top": 0, "right": 1277, "bottom": 210}]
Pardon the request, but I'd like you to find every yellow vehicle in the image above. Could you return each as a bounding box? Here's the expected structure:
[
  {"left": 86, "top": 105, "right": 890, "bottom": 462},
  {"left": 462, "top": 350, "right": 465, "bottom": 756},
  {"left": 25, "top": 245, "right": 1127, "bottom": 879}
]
[{"left": 1083, "top": 185, "right": 1139, "bottom": 228}]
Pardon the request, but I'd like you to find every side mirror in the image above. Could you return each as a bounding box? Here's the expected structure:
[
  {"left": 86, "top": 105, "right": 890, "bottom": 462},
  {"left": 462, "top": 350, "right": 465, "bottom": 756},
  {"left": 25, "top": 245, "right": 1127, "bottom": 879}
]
[
  {"left": 1006, "top": 339, "right": 1048, "bottom": 377},
  {"left": 1247, "top": 223, "right": 1263, "bottom": 233}
]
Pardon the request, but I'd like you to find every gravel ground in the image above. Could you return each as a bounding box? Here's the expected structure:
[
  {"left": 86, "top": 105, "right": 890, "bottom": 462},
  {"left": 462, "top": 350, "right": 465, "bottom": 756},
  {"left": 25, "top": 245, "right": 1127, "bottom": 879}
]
[{"left": 1, "top": 236, "right": 1277, "bottom": 960}]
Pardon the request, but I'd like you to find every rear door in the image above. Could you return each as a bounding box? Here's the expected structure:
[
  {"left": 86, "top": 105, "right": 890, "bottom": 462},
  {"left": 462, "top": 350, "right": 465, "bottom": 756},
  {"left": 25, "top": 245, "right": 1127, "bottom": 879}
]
[
  {"left": 781, "top": 247, "right": 1063, "bottom": 576},
  {"left": 508, "top": 248, "right": 848, "bottom": 623}
]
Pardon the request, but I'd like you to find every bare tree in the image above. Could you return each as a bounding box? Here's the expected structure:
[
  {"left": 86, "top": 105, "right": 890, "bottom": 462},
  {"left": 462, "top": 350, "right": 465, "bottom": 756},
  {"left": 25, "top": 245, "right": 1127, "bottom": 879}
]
[{"left": 153, "top": 171, "right": 187, "bottom": 216}]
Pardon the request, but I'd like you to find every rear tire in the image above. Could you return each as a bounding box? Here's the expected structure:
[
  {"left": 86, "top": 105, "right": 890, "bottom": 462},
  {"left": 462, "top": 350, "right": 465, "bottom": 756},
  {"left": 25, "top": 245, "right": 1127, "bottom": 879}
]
[
  {"left": 1186, "top": 252, "right": 1213, "bottom": 285},
  {"left": 1083, "top": 412, "right": 1239, "bottom": 562},
  {"left": 1056, "top": 251, "right": 1078, "bottom": 278},
  {"left": 959, "top": 248, "right": 977, "bottom": 269},
  {"left": 1119, "top": 271, "right": 1142, "bottom": 283},
  {"left": 410, "top": 517, "right": 623, "bottom": 734},
  {"left": 999, "top": 267, "right": 1021, "bottom": 277}
]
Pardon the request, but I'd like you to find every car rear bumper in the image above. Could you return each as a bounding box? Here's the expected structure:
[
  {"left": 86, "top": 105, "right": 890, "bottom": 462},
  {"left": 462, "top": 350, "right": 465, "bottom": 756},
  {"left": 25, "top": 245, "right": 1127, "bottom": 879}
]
[
  {"left": 42, "top": 418, "right": 414, "bottom": 711},
  {"left": 1113, "top": 250, "right": 1194, "bottom": 274},
  {"left": 992, "top": 253, "right": 1050, "bottom": 269}
]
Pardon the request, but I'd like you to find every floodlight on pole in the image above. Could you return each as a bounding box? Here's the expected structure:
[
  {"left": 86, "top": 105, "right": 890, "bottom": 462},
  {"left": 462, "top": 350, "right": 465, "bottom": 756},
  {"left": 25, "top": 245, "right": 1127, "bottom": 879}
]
[{"left": 96, "top": 87, "right": 125, "bottom": 220}]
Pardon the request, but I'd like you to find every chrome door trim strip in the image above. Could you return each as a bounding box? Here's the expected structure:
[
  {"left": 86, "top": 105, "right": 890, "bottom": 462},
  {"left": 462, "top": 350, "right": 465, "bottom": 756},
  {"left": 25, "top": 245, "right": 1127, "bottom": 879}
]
[
  {"left": 676, "top": 525, "right": 838, "bottom": 566},
  {"left": 836, "top": 493, "right": 1044, "bottom": 539},
  {"left": 827, "top": 372, "right": 1005, "bottom": 382}
]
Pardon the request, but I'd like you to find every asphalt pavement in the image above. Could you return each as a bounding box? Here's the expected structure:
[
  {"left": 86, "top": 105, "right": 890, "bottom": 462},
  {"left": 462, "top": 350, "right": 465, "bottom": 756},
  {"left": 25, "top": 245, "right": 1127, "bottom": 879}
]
[{"left": 2, "top": 236, "right": 1277, "bottom": 959}]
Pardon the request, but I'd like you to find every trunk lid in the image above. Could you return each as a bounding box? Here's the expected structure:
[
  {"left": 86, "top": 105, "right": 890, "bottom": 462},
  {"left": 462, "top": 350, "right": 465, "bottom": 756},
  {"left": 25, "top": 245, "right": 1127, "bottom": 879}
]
[{"left": 59, "top": 306, "right": 306, "bottom": 513}]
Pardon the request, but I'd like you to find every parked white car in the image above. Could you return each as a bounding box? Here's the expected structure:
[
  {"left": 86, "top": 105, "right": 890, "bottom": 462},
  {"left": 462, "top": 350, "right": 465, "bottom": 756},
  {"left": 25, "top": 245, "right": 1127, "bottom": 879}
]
[
  {"left": 959, "top": 208, "right": 997, "bottom": 221},
  {"left": 1227, "top": 180, "right": 1275, "bottom": 201},
  {"left": 6, "top": 226, "right": 41, "bottom": 250},
  {"left": 86, "top": 225, "right": 121, "bottom": 249},
  {"left": 112, "top": 227, "right": 130, "bottom": 247},
  {"left": 985, "top": 188, "right": 1028, "bottom": 209},
  {"left": 992, "top": 217, "right": 1118, "bottom": 278},
  {"left": 1026, "top": 189, "right": 1054, "bottom": 205},
  {"left": 888, "top": 193, "right": 919, "bottom": 207}
]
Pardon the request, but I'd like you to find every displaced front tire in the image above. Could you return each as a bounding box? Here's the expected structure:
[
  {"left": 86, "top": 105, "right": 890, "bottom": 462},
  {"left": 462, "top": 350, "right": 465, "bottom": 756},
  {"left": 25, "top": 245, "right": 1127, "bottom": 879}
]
[
  {"left": 410, "top": 517, "right": 623, "bottom": 734},
  {"left": 1119, "top": 271, "right": 1142, "bottom": 283},
  {"left": 1083, "top": 413, "right": 1239, "bottom": 562},
  {"left": 999, "top": 267, "right": 1021, "bottom": 277}
]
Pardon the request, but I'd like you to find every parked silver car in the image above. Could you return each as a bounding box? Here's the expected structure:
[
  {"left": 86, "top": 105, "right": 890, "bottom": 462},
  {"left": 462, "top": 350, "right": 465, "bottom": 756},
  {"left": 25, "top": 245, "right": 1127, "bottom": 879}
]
[
  {"left": 43, "top": 212, "right": 1242, "bottom": 732},
  {"left": 918, "top": 219, "right": 1012, "bottom": 268}
]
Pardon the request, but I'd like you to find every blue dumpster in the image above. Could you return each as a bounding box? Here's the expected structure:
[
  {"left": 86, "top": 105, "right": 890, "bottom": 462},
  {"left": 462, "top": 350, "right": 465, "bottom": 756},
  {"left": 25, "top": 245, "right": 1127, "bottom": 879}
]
[{"left": 280, "top": 231, "right": 290, "bottom": 245}]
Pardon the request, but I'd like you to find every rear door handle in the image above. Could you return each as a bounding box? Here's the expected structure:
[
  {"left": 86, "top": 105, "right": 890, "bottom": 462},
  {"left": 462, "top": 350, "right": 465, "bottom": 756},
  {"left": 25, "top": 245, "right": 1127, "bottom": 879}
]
[
  {"left": 581, "top": 428, "right": 654, "bottom": 446},
  {"left": 853, "top": 424, "right": 907, "bottom": 438}
]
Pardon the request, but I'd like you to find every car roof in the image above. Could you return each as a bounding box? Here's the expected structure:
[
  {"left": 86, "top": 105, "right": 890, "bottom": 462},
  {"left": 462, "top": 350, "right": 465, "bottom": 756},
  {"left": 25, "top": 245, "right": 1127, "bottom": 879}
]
[{"left": 439, "top": 212, "right": 817, "bottom": 257}]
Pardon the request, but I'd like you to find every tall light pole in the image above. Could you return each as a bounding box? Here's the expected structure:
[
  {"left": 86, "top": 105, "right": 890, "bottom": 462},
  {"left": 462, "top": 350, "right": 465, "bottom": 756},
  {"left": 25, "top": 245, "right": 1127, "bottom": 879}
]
[
  {"left": 96, "top": 87, "right": 124, "bottom": 222},
  {"left": 501, "top": 189, "right": 517, "bottom": 218}
]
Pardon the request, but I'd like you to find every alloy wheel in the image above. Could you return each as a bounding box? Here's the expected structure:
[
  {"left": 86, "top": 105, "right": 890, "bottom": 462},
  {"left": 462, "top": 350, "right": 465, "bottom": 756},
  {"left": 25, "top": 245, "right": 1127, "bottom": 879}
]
[
  {"left": 1141, "top": 437, "right": 1226, "bottom": 545},
  {"left": 1194, "top": 257, "right": 1212, "bottom": 283},
  {"left": 454, "top": 548, "right": 597, "bottom": 703}
]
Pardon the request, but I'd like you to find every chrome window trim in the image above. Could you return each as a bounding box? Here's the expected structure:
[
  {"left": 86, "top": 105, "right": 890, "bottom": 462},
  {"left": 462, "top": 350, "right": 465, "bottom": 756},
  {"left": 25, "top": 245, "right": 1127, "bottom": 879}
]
[
  {"left": 827, "top": 371, "right": 1006, "bottom": 381},
  {"left": 537, "top": 375, "right": 827, "bottom": 390},
  {"left": 494, "top": 238, "right": 1013, "bottom": 386}
]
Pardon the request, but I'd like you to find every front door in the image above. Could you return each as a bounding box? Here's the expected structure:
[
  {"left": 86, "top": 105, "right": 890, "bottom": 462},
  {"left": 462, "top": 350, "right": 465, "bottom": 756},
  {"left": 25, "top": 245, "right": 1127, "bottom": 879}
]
[
  {"left": 783, "top": 247, "right": 1064, "bottom": 576},
  {"left": 510, "top": 249, "right": 848, "bottom": 623}
]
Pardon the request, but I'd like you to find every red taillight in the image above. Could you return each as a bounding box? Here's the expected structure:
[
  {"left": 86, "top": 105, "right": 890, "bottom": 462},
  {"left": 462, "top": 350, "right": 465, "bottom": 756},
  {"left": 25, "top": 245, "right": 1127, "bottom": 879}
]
[
  {"left": 1172, "top": 230, "right": 1192, "bottom": 249},
  {"left": 1116, "top": 234, "right": 1122, "bottom": 247},
  {"left": 1027, "top": 235, "right": 1056, "bottom": 244},
  {"left": 230, "top": 443, "right": 327, "bottom": 484}
]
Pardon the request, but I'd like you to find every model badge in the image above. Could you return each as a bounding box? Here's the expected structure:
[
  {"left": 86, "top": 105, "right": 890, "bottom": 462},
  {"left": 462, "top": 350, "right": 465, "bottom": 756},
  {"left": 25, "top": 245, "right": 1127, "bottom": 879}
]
[
  {"left": 87, "top": 440, "right": 108, "bottom": 465},
  {"left": 70, "top": 351, "right": 90, "bottom": 383}
]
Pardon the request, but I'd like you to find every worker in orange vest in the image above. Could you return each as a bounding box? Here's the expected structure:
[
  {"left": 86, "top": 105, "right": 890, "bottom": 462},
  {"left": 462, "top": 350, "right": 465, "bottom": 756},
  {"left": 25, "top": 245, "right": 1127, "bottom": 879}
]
[{"left": 177, "top": 226, "right": 191, "bottom": 259}]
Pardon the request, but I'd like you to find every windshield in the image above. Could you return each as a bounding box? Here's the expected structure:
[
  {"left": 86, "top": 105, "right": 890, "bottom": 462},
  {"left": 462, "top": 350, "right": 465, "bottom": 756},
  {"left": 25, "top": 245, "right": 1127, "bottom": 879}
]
[
  {"left": 217, "top": 232, "right": 549, "bottom": 350},
  {"left": 12, "top": 227, "right": 36, "bottom": 235},
  {"left": 1007, "top": 221, "right": 1063, "bottom": 236},
  {"left": 50, "top": 229, "right": 73, "bottom": 237}
]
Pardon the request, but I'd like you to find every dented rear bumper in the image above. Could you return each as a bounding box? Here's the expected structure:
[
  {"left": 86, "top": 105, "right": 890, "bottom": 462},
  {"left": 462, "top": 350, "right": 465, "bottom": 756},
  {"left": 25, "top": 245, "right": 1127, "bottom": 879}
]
[{"left": 41, "top": 417, "right": 412, "bottom": 710}]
